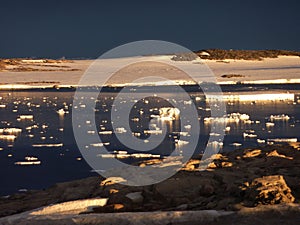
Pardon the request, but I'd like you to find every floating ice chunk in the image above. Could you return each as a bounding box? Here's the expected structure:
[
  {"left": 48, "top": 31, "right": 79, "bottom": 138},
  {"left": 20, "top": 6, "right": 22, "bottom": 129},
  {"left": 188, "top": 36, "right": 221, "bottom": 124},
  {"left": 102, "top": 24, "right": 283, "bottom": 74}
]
[
  {"left": 15, "top": 161, "right": 41, "bottom": 166},
  {"left": 231, "top": 142, "right": 242, "bottom": 147},
  {"left": 57, "top": 108, "right": 66, "bottom": 116},
  {"left": 208, "top": 141, "right": 224, "bottom": 147},
  {"left": 179, "top": 132, "right": 189, "bottom": 136},
  {"left": 115, "top": 127, "right": 127, "bottom": 133},
  {"left": 32, "top": 143, "right": 63, "bottom": 147},
  {"left": 204, "top": 113, "right": 250, "bottom": 124},
  {"left": 90, "top": 142, "right": 110, "bottom": 147},
  {"left": 270, "top": 114, "right": 290, "bottom": 121},
  {"left": 144, "top": 130, "right": 162, "bottom": 135},
  {"left": 243, "top": 133, "right": 257, "bottom": 138},
  {"left": 97, "top": 154, "right": 115, "bottom": 158},
  {"left": 244, "top": 120, "right": 253, "bottom": 124},
  {"left": 225, "top": 126, "right": 231, "bottom": 132},
  {"left": 133, "top": 132, "right": 141, "bottom": 137},
  {"left": 26, "top": 126, "right": 32, "bottom": 131},
  {"left": 100, "top": 151, "right": 162, "bottom": 159},
  {"left": 0, "top": 128, "right": 22, "bottom": 134},
  {"left": 245, "top": 129, "right": 255, "bottom": 133},
  {"left": 19, "top": 115, "right": 33, "bottom": 120},
  {"left": 267, "top": 138, "right": 297, "bottom": 143},
  {"left": 266, "top": 122, "right": 275, "bottom": 127},
  {"left": 25, "top": 156, "right": 38, "bottom": 161},
  {"left": 183, "top": 100, "right": 192, "bottom": 105},
  {"left": 184, "top": 124, "right": 191, "bottom": 130},
  {"left": 150, "top": 115, "right": 160, "bottom": 119},
  {"left": 99, "top": 131, "right": 113, "bottom": 135},
  {"left": 131, "top": 153, "right": 160, "bottom": 158},
  {"left": 15, "top": 156, "right": 41, "bottom": 166},
  {"left": 257, "top": 139, "right": 266, "bottom": 144},
  {"left": 232, "top": 113, "right": 250, "bottom": 121},
  {"left": 204, "top": 117, "right": 226, "bottom": 123},
  {"left": 0, "top": 135, "right": 16, "bottom": 141},
  {"left": 131, "top": 117, "right": 140, "bottom": 122},
  {"left": 87, "top": 130, "right": 95, "bottom": 134},
  {"left": 175, "top": 140, "right": 189, "bottom": 146},
  {"left": 158, "top": 107, "right": 180, "bottom": 121},
  {"left": 114, "top": 150, "right": 128, "bottom": 155},
  {"left": 115, "top": 153, "right": 131, "bottom": 159}
]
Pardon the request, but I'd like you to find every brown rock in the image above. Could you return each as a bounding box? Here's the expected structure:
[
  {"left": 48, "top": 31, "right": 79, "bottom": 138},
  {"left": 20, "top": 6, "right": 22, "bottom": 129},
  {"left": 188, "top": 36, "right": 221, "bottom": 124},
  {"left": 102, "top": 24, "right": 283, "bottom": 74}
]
[
  {"left": 243, "top": 149, "right": 261, "bottom": 158},
  {"left": 200, "top": 183, "right": 215, "bottom": 197},
  {"left": 125, "top": 192, "right": 144, "bottom": 204},
  {"left": 109, "top": 189, "right": 119, "bottom": 194},
  {"left": 93, "top": 203, "right": 127, "bottom": 213},
  {"left": 244, "top": 175, "right": 295, "bottom": 206},
  {"left": 208, "top": 162, "right": 217, "bottom": 169},
  {"left": 221, "top": 162, "right": 233, "bottom": 167},
  {"left": 267, "top": 150, "right": 293, "bottom": 160},
  {"left": 183, "top": 159, "right": 201, "bottom": 170},
  {"left": 216, "top": 197, "right": 238, "bottom": 210}
]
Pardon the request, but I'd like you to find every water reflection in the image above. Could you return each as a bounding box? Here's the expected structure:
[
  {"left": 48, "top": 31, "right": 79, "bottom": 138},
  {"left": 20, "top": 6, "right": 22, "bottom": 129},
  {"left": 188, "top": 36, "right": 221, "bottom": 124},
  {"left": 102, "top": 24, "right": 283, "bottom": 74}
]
[{"left": 0, "top": 91, "right": 299, "bottom": 195}]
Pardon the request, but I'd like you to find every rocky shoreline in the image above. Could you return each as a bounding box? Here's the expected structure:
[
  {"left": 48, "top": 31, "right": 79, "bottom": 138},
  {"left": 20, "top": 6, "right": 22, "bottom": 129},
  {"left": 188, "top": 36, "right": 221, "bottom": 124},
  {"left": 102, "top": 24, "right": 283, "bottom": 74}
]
[
  {"left": 1, "top": 55, "right": 300, "bottom": 89},
  {"left": 1, "top": 143, "right": 300, "bottom": 224}
]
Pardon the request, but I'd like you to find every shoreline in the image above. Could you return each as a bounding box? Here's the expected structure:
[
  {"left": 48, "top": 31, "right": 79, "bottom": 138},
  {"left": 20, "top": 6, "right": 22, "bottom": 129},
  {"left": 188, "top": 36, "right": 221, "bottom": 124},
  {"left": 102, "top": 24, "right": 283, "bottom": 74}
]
[
  {"left": 0, "top": 143, "right": 300, "bottom": 224},
  {"left": 0, "top": 84, "right": 299, "bottom": 102},
  {"left": 1, "top": 80, "right": 300, "bottom": 90},
  {"left": 0, "top": 55, "right": 299, "bottom": 90}
]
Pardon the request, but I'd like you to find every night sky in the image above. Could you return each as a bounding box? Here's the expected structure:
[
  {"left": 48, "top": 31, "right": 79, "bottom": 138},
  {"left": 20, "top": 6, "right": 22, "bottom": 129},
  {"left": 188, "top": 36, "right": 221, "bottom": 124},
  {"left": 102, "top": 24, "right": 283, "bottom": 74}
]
[{"left": 1, "top": 0, "right": 300, "bottom": 58}]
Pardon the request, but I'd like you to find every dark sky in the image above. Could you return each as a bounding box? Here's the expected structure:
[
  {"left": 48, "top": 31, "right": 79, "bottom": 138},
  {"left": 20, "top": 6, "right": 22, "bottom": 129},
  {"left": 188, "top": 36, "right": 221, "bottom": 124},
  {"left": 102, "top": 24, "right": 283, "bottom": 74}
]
[{"left": 1, "top": 0, "right": 300, "bottom": 58}]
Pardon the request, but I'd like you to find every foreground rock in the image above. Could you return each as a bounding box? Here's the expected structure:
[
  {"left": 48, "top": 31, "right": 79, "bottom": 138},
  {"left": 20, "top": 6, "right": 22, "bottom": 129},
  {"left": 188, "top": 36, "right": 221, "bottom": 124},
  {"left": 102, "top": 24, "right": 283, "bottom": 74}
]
[
  {"left": 0, "top": 144, "right": 300, "bottom": 223},
  {"left": 1, "top": 203, "right": 300, "bottom": 225},
  {"left": 0, "top": 209, "right": 234, "bottom": 225},
  {"left": 244, "top": 175, "right": 295, "bottom": 206}
]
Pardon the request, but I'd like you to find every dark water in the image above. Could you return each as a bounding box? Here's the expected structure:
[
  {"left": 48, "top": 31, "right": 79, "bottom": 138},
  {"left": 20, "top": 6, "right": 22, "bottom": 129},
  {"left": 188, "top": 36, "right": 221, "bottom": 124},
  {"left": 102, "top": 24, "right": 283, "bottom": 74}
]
[{"left": 0, "top": 90, "right": 300, "bottom": 195}]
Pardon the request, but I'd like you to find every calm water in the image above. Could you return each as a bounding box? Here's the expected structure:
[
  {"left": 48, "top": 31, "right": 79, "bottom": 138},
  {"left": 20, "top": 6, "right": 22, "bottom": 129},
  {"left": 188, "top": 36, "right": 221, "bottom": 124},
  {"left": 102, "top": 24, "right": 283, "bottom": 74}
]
[{"left": 0, "top": 90, "right": 300, "bottom": 195}]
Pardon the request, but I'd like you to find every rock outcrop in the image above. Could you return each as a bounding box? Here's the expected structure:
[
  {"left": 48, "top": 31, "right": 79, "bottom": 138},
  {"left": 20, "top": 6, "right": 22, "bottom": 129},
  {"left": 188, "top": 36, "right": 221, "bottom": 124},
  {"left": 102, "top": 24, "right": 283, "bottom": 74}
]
[
  {"left": 244, "top": 175, "right": 295, "bottom": 206},
  {"left": 0, "top": 144, "right": 299, "bottom": 217}
]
